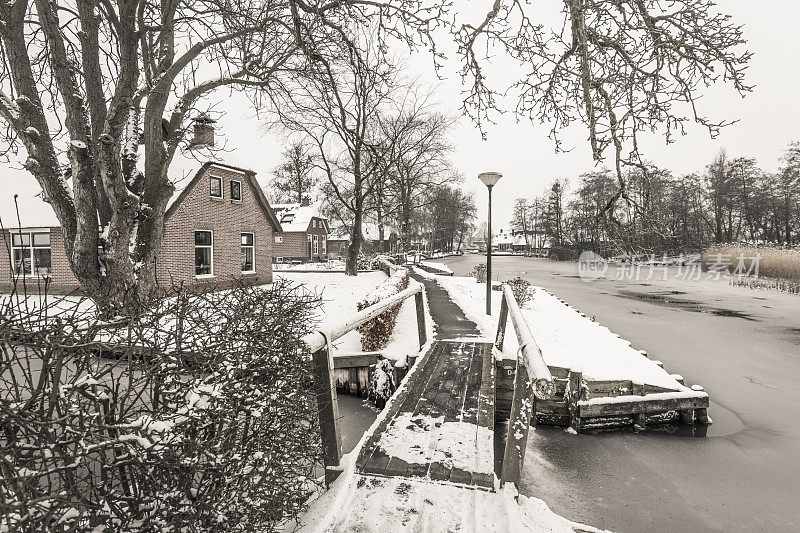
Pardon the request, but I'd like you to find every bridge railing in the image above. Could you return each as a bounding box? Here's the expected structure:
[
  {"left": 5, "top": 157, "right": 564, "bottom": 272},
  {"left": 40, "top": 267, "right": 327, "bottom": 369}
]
[
  {"left": 495, "top": 284, "right": 556, "bottom": 489},
  {"left": 302, "top": 279, "right": 427, "bottom": 486}
]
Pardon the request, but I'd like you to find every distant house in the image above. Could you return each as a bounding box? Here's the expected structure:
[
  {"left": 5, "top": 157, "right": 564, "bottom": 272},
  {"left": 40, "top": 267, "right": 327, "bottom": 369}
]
[
  {"left": 327, "top": 224, "right": 398, "bottom": 258},
  {"left": 1, "top": 121, "right": 281, "bottom": 294},
  {"left": 271, "top": 199, "right": 329, "bottom": 262},
  {"left": 494, "top": 229, "right": 514, "bottom": 252}
]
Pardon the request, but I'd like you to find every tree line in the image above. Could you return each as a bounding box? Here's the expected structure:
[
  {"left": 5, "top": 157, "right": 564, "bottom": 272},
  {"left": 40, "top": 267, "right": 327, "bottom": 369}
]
[{"left": 511, "top": 143, "right": 800, "bottom": 255}]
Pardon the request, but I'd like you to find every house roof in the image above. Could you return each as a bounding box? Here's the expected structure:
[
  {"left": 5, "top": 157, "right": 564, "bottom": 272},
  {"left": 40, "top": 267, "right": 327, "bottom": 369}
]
[
  {"left": 272, "top": 203, "right": 326, "bottom": 233},
  {"left": 155, "top": 148, "right": 282, "bottom": 231}
]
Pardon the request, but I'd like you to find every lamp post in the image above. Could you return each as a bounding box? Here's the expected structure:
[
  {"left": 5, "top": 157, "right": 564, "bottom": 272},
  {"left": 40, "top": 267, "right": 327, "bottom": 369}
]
[{"left": 478, "top": 172, "right": 502, "bottom": 315}]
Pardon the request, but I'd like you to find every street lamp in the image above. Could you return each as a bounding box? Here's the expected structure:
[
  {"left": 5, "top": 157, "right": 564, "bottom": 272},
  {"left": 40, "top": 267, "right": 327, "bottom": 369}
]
[{"left": 479, "top": 172, "right": 502, "bottom": 315}]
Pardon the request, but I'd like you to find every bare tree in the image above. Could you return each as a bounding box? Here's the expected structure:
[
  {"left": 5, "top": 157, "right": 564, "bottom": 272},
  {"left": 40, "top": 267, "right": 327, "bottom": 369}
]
[
  {"left": 267, "top": 41, "right": 397, "bottom": 275},
  {"left": 0, "top": 0, "right": 443, "bottom": 308},
  {"left": 270, "top": 141, "right": 316, "bottom": 204},
  {"left": 378, "top": 93, "right": 458, "bottom": 252}
]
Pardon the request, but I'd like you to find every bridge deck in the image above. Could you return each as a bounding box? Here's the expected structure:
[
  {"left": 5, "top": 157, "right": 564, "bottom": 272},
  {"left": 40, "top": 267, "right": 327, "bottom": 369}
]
[{"left": 356, "top": 339, "right": 496, "bottom": 489}]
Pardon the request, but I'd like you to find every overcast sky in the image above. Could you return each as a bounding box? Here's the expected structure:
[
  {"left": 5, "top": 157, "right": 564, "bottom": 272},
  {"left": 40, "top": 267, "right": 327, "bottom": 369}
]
[{"left": 4, "top": 1, "right": 799, "bottom": 233}]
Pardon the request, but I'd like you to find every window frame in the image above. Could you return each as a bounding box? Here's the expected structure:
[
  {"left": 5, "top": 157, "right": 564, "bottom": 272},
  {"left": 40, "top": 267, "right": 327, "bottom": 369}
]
[
  {"left": 307, "top": 233, "right": 312, "bottom": 258},
  {"left": 194, "top": 229, "right": 214, "bottom": 278},
  {"left": 241, "top": 232, "right": 255, "bottom": 274},
  {"left": 230, "top": 179, "right": 242, "bottom": 202},
  {"left": 321, "top": 235, "right": 327, "bottom": 255},
  {"left": 274, "top": 235, "right": 283, "bottom": 244},
  {"left": 209, "top": 175, "right": 223, "bottom": 199},
  {"left": 313, "top": 234, "right": 319, "bottom": 255},
  {"left": 11, "top": 230, "right": 52, "bottom": 277}
]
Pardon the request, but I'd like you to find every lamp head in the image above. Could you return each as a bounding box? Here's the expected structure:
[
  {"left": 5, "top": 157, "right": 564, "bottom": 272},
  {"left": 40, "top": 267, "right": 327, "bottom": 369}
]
[{"left": 478, "top": 172, "right": 502, "bottom": 188}]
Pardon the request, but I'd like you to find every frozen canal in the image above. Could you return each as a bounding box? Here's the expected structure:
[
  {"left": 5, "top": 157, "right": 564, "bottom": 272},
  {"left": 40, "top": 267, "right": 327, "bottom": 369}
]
[{"left": 440, "top": 254, "right": 800, "bottom": 533}]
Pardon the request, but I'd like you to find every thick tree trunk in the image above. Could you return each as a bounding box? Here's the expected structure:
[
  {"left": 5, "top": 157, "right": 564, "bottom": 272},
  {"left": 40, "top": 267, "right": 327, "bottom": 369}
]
[{"left": 346, "top": 207, "right": 363, "bottom": 276}]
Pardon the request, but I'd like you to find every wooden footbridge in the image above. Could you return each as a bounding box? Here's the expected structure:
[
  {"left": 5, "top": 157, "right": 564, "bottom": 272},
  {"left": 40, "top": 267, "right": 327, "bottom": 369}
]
[
  {"left": 302, "top": 275, "right": 556, "bottom": 492},
  {"left": 300, "top": 267, "right": 709, "bottom": 529}
]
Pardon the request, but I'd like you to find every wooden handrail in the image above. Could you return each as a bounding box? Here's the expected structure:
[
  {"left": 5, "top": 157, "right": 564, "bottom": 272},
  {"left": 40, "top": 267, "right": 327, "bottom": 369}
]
[
  {"left": 305, "top": 275, "right": 427, "bottom": 487},
  {"left": 496, "top": 283, "right": 555, "bottom": 490},
  {"left": 497, "top": 284, "right": 555, "bottom": 399},
  {"left": 302, "top": 282, "right": 423, "bottom": 353}
]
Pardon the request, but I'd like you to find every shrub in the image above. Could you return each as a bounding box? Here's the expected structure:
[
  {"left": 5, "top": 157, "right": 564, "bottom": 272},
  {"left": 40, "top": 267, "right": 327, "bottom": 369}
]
[
  {"left": 0, "top": 280, "right": 322, "bottom": 532},
  {"left": 504, "top": 276, "right": 532, "bottom": 306},
  {"left": 370, "top": 359, "right": 396, "bottom": 409},
  {"left": 357, "top": 262, "right": 410, "bottom": 352},
  {"left": 472, "top": 263, "right": 487, "bottom": 283}
]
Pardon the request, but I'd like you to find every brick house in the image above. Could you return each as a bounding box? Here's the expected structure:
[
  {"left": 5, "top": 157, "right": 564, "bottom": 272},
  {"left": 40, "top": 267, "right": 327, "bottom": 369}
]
[
  {"left": 1, "top": 157, "right": 281, "bottom": 294},
  {"left": 271, "top": 199, "right": 329, "bottom": 262},
  {"left": 327, "top": 224, "right": 398, "bottom": 258}
]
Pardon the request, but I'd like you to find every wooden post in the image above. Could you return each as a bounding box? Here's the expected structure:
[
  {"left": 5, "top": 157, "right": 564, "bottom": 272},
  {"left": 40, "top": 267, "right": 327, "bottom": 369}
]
[
  {"left": 500, "top": 363, "right": 534, "bottom": 489},
  {"left": 414, "top": 291, "right": 427, "bottom": 349},
  {"left": 695, "top": 408, "right": 711, "bottom": 425},
  {"left": 312, "top": 346, "right": 343, "bottom": 486},
  {"left": 495, "top": 294, "right": 509, "bottom": 350},
  {"left": 633, "top": 412, "right": 646, "bottom": 430},
  {"left": 568, "top": 371, "right": 583, "bottom": 432},
  {"left": 679, "top": 408, "right": 695, "bottom": 425}
]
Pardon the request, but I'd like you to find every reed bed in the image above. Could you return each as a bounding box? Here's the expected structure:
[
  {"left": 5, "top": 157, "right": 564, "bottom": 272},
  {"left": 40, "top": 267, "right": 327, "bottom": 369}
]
[{"left": 702, "top": 244, "right": 800, "bottom": 294}]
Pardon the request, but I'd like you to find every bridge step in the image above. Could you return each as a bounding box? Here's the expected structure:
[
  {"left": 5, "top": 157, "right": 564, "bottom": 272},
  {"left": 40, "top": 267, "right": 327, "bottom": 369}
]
[{"left": 356, "top": 340, "right": 496, "bottom": 489}]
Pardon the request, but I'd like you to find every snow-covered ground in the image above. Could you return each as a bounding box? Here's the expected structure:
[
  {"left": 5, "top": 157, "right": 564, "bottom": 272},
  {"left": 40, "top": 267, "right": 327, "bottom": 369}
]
[
  {"left": 419, "top": 269, "right": 692, "bottom": 390},
  {"left": 274, "top": 259, "right": 347, "bottom": 271},
  {"left": 276, "top": 271, "right": 432, "bottom": 365}
]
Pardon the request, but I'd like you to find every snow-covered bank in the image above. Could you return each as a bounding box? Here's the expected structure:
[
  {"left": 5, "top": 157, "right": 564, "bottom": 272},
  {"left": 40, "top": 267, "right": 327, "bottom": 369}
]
[
  {"left": 419, "top": 260, "right": 454, "bottom": 275},
  {"left": 276, "top": 271, "right": 432, "bottom": 364},
  {"left": 426, "top": 272, "right": 691, "bottom": 390}
]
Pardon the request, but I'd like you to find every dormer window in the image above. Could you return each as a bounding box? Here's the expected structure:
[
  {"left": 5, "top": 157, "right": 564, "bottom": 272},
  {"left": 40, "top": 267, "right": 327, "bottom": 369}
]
[
  {"left": 209, "top": 176, "right": 223, "bottom": 198},
  {"left": 230, "top": 180, "right": 242, "bottom": 201}
]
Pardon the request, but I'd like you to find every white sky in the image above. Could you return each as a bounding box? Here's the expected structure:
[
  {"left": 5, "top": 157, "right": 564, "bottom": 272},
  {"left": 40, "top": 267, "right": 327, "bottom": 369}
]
[{"left": 3, "top": 1, "right": 799, "bottom": 232}]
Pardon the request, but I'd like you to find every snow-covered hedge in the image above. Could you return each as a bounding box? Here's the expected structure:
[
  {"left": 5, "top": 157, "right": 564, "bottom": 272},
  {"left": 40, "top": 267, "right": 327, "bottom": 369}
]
[
  {"left": 357, "top": 260, "right": 410, "bottom": 352},
  {"left": 0, "top": 280, "right": 323, "bottom": 532}
]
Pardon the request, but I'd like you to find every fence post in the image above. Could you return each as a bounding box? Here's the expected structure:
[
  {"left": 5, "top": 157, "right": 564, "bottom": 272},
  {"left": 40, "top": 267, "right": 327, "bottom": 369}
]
[
  {"left": 500, "top": 363, "right": 533, "bottom": 490},
  {"left": 495, "top": 293, "right": 508, "bottom": 350},
  {"left": 414, "top": 290, "right": 427, "bottom": 349},
  {"left": 311, "top": 345, "right": 343, "bottom": 486}
]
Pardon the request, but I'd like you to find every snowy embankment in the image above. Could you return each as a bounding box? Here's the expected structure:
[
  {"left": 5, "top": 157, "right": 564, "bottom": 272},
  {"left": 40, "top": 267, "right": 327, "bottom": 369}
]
[
  {"left": 419, "top": 260, "right": 454, "bottom": 275},
  {"left": 276, "top": 271, "right": 433, "bottom": 364},
  {"left": 419, "top": 269, "right": 690, "bottom": 390}
]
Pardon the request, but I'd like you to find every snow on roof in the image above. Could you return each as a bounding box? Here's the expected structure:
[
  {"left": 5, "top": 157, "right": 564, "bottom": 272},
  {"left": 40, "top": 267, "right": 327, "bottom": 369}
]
[
  {"left": 493, "top": 230, "right": 514, "bottom": 245},
  {"left": 1, "top": 169, "right": 61, "bottom": 229},
  {"left": 272, "top": 203, "right": 326, "bottom": 232}
]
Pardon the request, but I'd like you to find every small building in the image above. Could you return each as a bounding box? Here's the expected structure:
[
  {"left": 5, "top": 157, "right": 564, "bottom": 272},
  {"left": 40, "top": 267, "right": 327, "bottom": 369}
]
[
  {"left": 327, "top": 224, "right": 398, "bottom": 258},
  {"left": 1, "top": 140, "right": 281, "bottom": 294},
  {"left": 271, "top": 200, "right": 329, "bottom": 263},
  {"left": 494, "top": 229, "right": 514, "bottom": 252}
]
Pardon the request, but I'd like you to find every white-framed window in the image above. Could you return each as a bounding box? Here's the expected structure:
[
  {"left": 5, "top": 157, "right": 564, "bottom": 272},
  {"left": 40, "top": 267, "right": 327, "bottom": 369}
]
[
  {"left": 313, "top": 234, "right": 319, "bottom": 255},
  {"left": 276, "top": 257, "right": 283, "bottom": 263},
  {"left": 322, "top": 235, "right": 327, "bottom": 255},
  {"left": 230, "top": 179, "right": 242, "bottom": 201},
  {"left": 274, "top": 235, "right": 283, "bottom": 244},
  {"left": 195, "top": 230, "right": 213, "bottom": 276},
  {"left": 12, "top": 231, "right": 51, "bottom": 276},
  {"left": 209, "top": 176, "right": 223, "bottom": 198},
  {"left": 241, "top": 232, "right": 255, "bottom": 273},
  {"left": 307, "top": 234, "right": 312, "bottom": 257}
]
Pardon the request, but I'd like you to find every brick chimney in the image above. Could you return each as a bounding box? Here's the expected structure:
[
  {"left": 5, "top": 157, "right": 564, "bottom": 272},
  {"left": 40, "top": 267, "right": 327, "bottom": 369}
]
[
  {"left": 191, "top": 113, "right": 216, "bottom": 148},
  {"left": 301, "top": 197, "right": 310, "bottom": 207}
]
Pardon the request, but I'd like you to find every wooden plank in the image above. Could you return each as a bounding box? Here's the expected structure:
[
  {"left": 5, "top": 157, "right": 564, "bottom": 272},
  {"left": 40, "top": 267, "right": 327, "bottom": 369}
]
[
  {"left": 584, "top": 380, "right": 633, "bottom": 398},
  {"left": 495, "top": 295, "right": 509, "bottom": 350},
  {"left": 356, "top": 342, "right": 442, "bottom": 473},
  {"left": 333, "top": 353, "right": 380, "bottom": 369},
  {"left": 578, "top": 394, "right": 709, "bottom": 418},
  {"left": 547, "top": 366, "right": 570, "bottom": 380},
  {"left": 414, "top": 291, "right": 427, "bottom": 348},
  {"left": 534, "top": 399, "right": 569, "bottom": 417},
  {"left": 450, "top": 342, "right": 483, "bottom": 485}
]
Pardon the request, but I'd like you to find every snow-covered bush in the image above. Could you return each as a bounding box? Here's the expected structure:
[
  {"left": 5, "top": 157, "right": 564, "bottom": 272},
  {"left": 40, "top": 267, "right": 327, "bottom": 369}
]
[
  {"left": 472, "top": 263, "right": 487, "bottom": 283},
  {"left": 504, "top": 276, "right": 532, "bottom": 307},
  {"left": 370, "top": 359, "right": 396, "bottom": 409},
  {"left": 357, "top": 262, "right": 409, "bottom": 352},
  {"left": 0, "top": 280, "right": 322, "bottom": 532}
]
